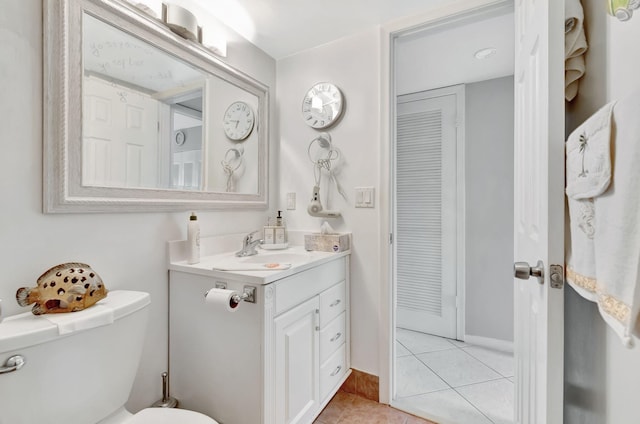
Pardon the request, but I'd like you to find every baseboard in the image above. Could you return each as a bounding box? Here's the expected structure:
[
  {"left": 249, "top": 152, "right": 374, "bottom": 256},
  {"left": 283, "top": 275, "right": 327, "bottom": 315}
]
[{"left": 463, "top": 335, "right": 513, "bottom": 353}]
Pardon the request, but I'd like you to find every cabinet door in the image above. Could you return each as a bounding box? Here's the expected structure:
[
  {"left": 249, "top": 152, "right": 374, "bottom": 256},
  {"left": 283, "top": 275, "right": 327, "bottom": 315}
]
[{"left": 274, "top": 296, "right": 320, "bottom": 424}]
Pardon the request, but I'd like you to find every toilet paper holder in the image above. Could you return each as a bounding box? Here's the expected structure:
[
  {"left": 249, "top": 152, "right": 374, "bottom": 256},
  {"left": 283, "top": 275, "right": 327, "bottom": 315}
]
[{"left": 205, "top": 284, "right": 257, "bottom": 304}]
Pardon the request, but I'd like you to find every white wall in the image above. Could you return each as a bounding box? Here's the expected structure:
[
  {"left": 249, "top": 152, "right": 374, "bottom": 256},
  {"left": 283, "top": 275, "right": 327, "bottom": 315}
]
[
  {"left": 464, "top": 76, "right": 514, "bottom": 343},
  {"left": 276, "top": 29, "right": 381, "bottom": 375},
  {"left": 564, "top": 1, "right": 640, "bottom": 423},
  {"left": 0, "top": 0, "right": 276, "bottom": 412}
]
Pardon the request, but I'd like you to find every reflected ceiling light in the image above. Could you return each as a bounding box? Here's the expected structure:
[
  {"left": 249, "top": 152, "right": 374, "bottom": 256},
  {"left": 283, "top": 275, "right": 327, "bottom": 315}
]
[{"left": 474, "top": 47, "right": 497, "bottom": 60}]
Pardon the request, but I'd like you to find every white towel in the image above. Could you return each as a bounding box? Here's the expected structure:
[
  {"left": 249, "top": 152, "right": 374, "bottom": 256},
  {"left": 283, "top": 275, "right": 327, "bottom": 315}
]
[
  {"left": 566, "top": 91, "right": 640, "bottom": 346},
  {"left": 565, "top": 0, "right": 588, "bottom": 101},
  {"left": 42, "top": 303, "right": 114, "bottom": 335},
  {"left": 566, "top": 101, "right": 614, "bottom": 199},
  {"left": 565, "top": 55, "right": 586, "bottom": 102}
]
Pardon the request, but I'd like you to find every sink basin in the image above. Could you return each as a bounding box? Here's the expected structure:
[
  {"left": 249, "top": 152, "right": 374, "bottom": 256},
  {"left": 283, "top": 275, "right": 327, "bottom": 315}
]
[
  {"left": 210, "top": 249, "right": 318, "bottom": 272},
  {"left": 240, "top": 252, "right": 311, "bottom": 264}
]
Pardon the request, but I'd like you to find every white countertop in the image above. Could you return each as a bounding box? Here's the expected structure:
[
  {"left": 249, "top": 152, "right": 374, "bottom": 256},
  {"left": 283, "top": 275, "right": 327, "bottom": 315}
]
[{"left": 169, "top": 245, "right": 350, "bottom": 285}]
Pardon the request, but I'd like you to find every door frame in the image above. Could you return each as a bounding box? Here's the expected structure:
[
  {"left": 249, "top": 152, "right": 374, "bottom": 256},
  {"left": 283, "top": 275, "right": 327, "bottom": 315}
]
[{"left": 378, "top": 0, "right": 515, "bottom": 406}]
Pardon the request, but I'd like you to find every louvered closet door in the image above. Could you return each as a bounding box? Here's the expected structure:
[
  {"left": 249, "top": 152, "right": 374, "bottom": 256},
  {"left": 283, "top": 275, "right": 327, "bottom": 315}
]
[{"left": 395, "top": 87, "right": 460, "bottom": 339}]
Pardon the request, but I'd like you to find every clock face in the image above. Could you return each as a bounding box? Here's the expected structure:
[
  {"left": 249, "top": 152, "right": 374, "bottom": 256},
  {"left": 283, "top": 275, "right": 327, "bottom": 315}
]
[
  {"left": 223, "top": 101, "right": 255, "bottom": 141},
  {"left": 301, "top": 83, "right": 343, "bottom": 129}
]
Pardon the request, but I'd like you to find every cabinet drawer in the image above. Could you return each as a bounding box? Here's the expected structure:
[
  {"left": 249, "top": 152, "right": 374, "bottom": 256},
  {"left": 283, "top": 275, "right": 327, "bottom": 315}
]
[
  {"left": 275, "top": 257, "right": 345, "bottom": 316},
  {"left": 319, "top": 311, "right": 346, "bottom": 363},
  {"left": 320, "top": 343, "right": 347, "bottom": 401},
  {"left": 319, "top": 281, "right": 345, "bottom": 327}
]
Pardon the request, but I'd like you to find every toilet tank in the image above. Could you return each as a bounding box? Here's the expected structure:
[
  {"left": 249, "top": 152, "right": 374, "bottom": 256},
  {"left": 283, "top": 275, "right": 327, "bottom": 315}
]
[{"left": 0, "top": 290, "right": 150, "bottom": 424}]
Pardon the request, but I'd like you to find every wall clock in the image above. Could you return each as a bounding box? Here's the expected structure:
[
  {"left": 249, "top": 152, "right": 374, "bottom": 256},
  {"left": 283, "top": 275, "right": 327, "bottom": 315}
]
[
  {"left": 301, "top": 82, "right": 344, "bottom": 129},
  {"left": 223, "top": 101, "right": 255, "bottom": 141}
]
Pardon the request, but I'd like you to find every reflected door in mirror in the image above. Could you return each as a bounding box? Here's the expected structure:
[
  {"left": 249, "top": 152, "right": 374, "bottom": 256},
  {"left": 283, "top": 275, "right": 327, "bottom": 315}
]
[{"left": 83, "top": 76, "right": 160, "bottom": 188}]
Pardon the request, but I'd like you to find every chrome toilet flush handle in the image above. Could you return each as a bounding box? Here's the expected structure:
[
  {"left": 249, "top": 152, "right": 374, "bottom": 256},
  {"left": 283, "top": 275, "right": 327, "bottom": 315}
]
[{"left": 0, "top": 355, "right": 26, "bottom": 375}]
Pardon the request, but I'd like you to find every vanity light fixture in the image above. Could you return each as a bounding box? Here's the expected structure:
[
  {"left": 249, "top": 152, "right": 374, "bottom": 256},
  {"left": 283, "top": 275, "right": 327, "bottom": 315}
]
[
  {"left": 162, "top": 3, "right": 201, "bottom": 42},
  {"left": 159, "top": 2, "right": 227, "bottom": 56},
  {"left": 202, "top": 27, "right": 228, "bottom": 57},
  {"left": 474, "top": 47, "right": 497, "bottom": 60}
]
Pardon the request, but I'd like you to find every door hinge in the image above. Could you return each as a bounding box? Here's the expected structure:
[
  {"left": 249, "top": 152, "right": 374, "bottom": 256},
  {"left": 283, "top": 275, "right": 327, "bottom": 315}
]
[
  {"left": 389, "top": 233, "right": 393, "bottom": 244},
  {"left": 550, "top": 264, "right": 564, "bottom": 289}
]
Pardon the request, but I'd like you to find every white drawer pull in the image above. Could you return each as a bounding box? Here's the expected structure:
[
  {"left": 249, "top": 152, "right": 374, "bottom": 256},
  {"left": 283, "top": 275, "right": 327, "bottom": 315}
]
[
  {"left": 329, "top": 299, "right": 341, "bottom": 308},
  {"left": 330, "top": 365, "right": 342, "bottom": 377},
  {"left": 330, "top": 332, "right": 342, "bottom": 342}
]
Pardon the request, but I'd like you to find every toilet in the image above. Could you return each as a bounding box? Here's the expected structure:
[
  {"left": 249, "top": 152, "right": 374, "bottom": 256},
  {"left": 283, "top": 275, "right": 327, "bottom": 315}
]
[{"left": 0, "top": 290, "right": 218, "bottom": 424}]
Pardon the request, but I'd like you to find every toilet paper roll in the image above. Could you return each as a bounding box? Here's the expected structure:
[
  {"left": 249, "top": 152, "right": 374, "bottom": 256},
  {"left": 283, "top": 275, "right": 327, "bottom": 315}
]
[{"left": 205, "top": 288, "right": 241, "bottom": 312}]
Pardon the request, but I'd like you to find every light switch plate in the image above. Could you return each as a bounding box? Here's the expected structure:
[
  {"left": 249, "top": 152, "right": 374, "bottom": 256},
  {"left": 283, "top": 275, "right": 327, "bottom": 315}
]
[
  {"left": 286, "top": 192, "right": 296, "bottom": 210},
  {"left": 355, "top": 187, "right": 375, "bottom": 208}
]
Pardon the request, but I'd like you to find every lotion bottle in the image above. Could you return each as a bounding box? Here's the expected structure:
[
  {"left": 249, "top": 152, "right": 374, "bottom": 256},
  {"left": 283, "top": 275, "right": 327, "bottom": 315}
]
[{"left": 187, "top": 212, "right": 200, "bottom": 264}]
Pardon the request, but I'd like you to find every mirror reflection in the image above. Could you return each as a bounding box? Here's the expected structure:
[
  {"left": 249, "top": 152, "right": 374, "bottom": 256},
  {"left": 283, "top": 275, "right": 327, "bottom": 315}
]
[{"left": 81, "top": 12, "right": 259, "bottom": 194}]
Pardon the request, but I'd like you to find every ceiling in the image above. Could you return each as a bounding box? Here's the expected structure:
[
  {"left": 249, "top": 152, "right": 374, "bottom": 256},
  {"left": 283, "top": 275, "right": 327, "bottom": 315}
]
[
  {"left": 135, "top": 0, "right": 453, "bottom": 59},
  {"left": 395, "top": 10, "right": 515, "bottom": 94},
  {"left": 128, "top": 0, "right": 513, "bottom": 83}
]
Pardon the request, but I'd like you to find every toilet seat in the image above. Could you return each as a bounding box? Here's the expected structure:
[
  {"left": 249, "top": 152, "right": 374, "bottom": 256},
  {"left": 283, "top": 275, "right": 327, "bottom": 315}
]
[{"left": 126, "top": 408, "right": 219, "bottom": 424}]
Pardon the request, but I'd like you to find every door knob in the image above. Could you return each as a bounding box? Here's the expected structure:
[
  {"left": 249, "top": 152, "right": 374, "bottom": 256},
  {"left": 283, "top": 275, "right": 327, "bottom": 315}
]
[{"left": 514, "top": 260, "right": 544, "bottom": 284}]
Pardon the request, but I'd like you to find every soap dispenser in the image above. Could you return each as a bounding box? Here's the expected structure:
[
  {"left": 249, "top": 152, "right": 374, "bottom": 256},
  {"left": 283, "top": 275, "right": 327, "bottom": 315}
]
[{"left": 274, "top": 210, "right": 288, "bottom": 246}]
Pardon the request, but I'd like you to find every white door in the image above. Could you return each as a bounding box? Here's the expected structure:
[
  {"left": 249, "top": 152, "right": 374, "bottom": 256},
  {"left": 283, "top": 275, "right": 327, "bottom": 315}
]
[
  {"left": 513, "top": 0, "right": 564, "bottom": 423},
  {"left": 395, "top": 86, "right": 461, "bottom": 339},
  {"left": 274, "top": 297, "right": 320, "bottom": 424}
]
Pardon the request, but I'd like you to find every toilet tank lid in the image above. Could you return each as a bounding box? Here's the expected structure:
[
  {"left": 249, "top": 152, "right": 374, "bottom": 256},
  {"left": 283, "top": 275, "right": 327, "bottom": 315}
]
[
  {"left": 99, "top": 290, "right": 150, "bottom": 320},
  {"left": 0, "top": 290, "right": 150, "bottom": 354}
]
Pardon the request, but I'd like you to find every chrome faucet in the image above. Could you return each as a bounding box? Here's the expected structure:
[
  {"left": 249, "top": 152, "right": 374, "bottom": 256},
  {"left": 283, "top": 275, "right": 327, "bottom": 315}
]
[{"left": 235, "top": 230, "right": 263, "bottom": 257}]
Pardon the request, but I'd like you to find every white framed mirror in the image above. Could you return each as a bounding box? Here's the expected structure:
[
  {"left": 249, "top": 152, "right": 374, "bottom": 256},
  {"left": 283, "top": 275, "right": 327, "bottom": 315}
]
[{"left": 44, "top": 0, "right": 269, "bottom": 213}]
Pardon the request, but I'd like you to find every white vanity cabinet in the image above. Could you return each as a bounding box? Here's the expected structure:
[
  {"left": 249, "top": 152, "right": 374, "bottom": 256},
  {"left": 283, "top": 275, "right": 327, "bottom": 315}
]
[{"left": 169, "top": 253, "right": 350, "bottom": 424}]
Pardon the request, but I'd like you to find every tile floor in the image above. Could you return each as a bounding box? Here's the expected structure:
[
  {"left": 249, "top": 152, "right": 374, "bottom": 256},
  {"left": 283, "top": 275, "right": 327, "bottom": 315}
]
[
  {"left": 314, "top": 390, "right": 437, "bottom": 424},
  {"left": 393, "top": 328, "right": 514, "bottom": 424}
]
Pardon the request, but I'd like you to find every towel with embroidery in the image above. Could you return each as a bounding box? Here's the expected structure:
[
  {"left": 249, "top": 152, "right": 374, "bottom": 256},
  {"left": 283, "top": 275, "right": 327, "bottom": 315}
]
[
  {"left": 566, "top": 101, "right": 615, "bottom": 199},
  {"left": 566, "top": 92, "right": 640, "bottom": 347}
]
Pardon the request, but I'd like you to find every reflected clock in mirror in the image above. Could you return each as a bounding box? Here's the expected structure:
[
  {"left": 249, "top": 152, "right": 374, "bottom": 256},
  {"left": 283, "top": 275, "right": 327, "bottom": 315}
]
[
  {"left": 44, "top": 0, "right": 269, "bottom": 212},
  {"left": 223, "top": 101, "right": 255, "bottom": 141}
]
